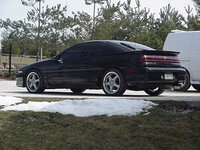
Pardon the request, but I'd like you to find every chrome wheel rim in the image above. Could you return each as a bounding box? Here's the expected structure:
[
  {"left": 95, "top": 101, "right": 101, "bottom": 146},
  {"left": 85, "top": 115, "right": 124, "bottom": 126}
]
[
  {"left": 26, "top": 72, "right": 40, "bottom": 92},
  {"left": 180, "top": 75, "right": 188, "bottom": 87},
  {"left": 103, "top": 71, "right": 121, "bottom": 94},
  {"left": 148, "top": 87, "right": 159, "bottom": 92}
]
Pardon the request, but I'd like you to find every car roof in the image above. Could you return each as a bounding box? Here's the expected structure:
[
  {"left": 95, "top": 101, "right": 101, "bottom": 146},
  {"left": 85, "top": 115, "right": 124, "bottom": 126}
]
[{"left": 82, "top": 40, "right": 154, "bottom": 51}]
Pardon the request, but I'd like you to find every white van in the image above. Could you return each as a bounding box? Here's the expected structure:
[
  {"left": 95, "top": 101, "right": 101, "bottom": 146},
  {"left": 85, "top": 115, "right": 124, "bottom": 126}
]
[{"left": 163, "top": 30, "right": 200, "bottom": 91}]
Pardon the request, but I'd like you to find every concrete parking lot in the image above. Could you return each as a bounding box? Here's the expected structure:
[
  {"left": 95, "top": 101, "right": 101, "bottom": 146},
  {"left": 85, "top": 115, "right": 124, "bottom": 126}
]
[{"left": 1, "top": 79, "right": 200, "bottom": 104}]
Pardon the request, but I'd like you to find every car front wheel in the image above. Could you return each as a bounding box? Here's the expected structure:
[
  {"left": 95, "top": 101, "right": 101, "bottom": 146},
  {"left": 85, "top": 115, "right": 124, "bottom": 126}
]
[
  {"left": 102, "top": 69, "right": 126, "bottom": 96},
  {"left": 26, "top": 70, "right": 45, "bottom": 93},
  {"left": 144, "top": 87, "right": 164, "bottom": 96}
]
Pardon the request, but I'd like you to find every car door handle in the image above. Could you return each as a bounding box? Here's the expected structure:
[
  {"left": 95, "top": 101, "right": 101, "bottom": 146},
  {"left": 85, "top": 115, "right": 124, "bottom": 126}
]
[{"left": 80, "top": 51, "right": 88, "bottom": 57}]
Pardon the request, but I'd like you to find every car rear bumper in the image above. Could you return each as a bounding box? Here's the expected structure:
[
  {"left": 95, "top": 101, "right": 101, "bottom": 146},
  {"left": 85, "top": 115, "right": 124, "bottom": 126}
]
[{"left": 125, "top": 67, "right": 186, "bottom": 89}]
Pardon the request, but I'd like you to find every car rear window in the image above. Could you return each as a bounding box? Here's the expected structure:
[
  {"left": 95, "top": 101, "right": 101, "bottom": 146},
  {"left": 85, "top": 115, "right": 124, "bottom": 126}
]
[
  {"left": 84, "top": 42, "right": 125, "bottom": 56},
  {"left": 120, "top": 41, "right": 154, "bottom": 51}
]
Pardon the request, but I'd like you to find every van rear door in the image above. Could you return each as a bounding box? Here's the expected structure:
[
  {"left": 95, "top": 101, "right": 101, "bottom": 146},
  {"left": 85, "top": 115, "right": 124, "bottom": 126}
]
[
  {"left": 163, "top": 32, "right": 192, "bottom": 63},
  {"left": 190, "top": 32, "right": 200, "bottom": 81}
]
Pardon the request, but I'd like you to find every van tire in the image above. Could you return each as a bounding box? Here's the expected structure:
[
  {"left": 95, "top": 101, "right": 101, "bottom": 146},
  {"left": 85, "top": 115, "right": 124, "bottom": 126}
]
[
  {"left": 192, "top": 85, "right": 200, "bottom": 91},
  {"left": 144, "top": 87, "right": 164, "bottom": 96},
  {"left": 175, "top": 71, "right": 190, "bottom": 92}
]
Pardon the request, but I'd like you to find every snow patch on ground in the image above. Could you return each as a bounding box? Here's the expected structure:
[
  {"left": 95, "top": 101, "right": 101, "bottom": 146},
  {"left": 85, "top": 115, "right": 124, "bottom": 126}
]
[
  {"left": 0, "top": 96, "right": 22, "bottom": 106},
  {"left": 1, "top": 98, "right": 157, "bottom": 117}
]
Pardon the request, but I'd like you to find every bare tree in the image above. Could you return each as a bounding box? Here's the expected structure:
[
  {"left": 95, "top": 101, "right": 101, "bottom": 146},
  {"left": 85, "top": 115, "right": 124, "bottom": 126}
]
[
  {"left": 21, "top": 0, "right": 44, "bottom": 61},
  {"left": 85, "top": 0, "right": 108, "bottom": 40}
]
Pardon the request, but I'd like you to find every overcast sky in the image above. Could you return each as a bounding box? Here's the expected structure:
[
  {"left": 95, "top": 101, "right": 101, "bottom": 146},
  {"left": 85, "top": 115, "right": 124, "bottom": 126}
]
[
  {"left": 0, "top": 0, "right": 196, "bottom": 46},
  {"left": 0, "top": 0, "right": 196, "bottom": 21}
]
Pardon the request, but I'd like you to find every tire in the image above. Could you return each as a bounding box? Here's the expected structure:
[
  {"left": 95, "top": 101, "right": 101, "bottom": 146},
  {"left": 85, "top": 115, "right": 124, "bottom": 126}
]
[
  {"left": 70, "top": 88, "right": 86, "bottom": 94},
  {"left": 175, "top": 71, "right": 190, "bottom": 91},
  {"left": 192, "top": 85, "right": 200, "bottom": 91},
  {"left": 102, "top": 69, "right": 126, "bottom": 96},
  {"left": 26, "top": 70, "right": 45, "bottom": 93},
  {"left": 144, "top": 87, "right": 164, "bottom": 96}
]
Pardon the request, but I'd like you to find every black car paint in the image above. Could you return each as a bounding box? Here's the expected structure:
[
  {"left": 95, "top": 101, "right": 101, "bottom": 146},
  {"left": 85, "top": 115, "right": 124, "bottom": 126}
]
[{"left": 17, "top": 40, "right": 185, "bottom": 91}]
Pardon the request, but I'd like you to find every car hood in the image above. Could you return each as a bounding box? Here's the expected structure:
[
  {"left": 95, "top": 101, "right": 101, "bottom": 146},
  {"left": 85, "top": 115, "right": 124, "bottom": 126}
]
[{"left": 20, "top": 59, "right": 51, "bottom": 72}]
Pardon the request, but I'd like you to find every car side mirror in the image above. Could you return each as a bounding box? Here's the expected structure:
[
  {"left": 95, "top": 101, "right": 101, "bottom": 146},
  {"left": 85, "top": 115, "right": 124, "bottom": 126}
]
[
  {"left": 52, "top": 56, "right": 63, "bottom": 64},
  {"left": 57, "top": 58, "right": 63, "bottom": 64}
]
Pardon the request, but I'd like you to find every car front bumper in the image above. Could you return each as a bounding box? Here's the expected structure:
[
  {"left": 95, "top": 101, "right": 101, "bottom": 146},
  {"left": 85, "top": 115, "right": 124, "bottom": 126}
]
[
  {"left": 16, "top": 77, "right": 24, "bottom": 87},
  {"left": 16, "top": 71, "right": 25, "bottom": 87}
]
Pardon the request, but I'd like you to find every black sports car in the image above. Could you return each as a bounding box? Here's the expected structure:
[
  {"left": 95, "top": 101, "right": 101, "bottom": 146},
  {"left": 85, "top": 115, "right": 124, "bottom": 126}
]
[{"left": 16, "top": 40, "right": 185, "bottom": 96}]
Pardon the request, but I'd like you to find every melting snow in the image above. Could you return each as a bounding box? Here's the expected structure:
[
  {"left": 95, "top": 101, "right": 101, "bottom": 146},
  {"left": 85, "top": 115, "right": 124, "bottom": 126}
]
[
  {"left": 0, "top": 97, "right": 157, "bottom": 117},
  {"left": 0, "top": 96, "right": 22, "bottom": 106}
]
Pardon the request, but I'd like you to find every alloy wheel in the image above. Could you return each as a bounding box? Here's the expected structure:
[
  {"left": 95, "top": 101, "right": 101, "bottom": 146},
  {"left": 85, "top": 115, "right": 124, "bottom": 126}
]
[
  {"left": 103, "top": 71, "right": 121, "bottom": 95},
  {"left": 26, "top": 72, "right": 40, "bottom": 93}
]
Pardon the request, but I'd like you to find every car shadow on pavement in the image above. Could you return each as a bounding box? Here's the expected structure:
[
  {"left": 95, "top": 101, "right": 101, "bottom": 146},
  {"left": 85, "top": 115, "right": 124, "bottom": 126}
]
[
  {"left": 65, "top": 92, "right": 151, "bottom": 97},
  {"left": 8, "top": 91, "right": 152, "bottom": 97},
  {"left": 6, "top": 89, "right": 200, "bottom": 97},
  {"left": 167, "top": 90, "right": 200, "bottom": 93}
]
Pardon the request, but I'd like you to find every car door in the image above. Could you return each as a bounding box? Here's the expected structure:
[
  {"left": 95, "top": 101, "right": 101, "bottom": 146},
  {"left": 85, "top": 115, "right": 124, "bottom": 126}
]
[
  {"left": 46, "top": 44, "right": 87, "bottom": 88},
  {"left": 81, "top": 42, "right": 106, "bottom": 87}
]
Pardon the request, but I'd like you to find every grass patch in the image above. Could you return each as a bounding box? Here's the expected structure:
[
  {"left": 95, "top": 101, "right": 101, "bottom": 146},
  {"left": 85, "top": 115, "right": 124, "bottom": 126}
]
[
  {"left": 20, "top": 97, "right": 87, "bottom": 103},
  {"left": 21, "top": 97, "right": 66, "bottom": 103},
  {"left": 0, "top": 98, "right": 200, "bottom": 150}
]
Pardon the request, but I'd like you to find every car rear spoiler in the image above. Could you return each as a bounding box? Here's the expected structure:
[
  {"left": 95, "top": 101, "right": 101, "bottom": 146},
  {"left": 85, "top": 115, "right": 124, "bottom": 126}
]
[{"left": 123, "top": 50, "right": 180, "bottom": 56}]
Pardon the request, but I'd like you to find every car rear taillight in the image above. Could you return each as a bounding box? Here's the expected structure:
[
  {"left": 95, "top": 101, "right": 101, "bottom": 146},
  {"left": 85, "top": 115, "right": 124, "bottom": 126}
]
[{"left": 139, "top": 55, "right": 180, "bottom": 64}]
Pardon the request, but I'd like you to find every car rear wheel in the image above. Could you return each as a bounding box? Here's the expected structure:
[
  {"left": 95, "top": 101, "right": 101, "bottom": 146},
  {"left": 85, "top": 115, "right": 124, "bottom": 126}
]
[
  {"left": 70, "top": 88, "right": 86, "bottom": 94},
  {"left": 26, "top": 70, "right": 45, "bottom": 93},
  {"left": 144, "top": 87, "right": 164, "bottom": 96},
  {"left": 192, "top": 85, "right": 200, "bottom": 91},
  {"left": 102, "top": 69, "right": 126, "bottom": 96}
]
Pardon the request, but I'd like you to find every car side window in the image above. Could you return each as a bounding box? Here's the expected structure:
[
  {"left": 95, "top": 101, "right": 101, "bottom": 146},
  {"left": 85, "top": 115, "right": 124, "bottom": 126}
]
[
  {"left": 84, "top": 42, "right": 105, "bottom": 57},
  {"left": 61, "top": 44, "right": 83, "bottom": 62}
]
